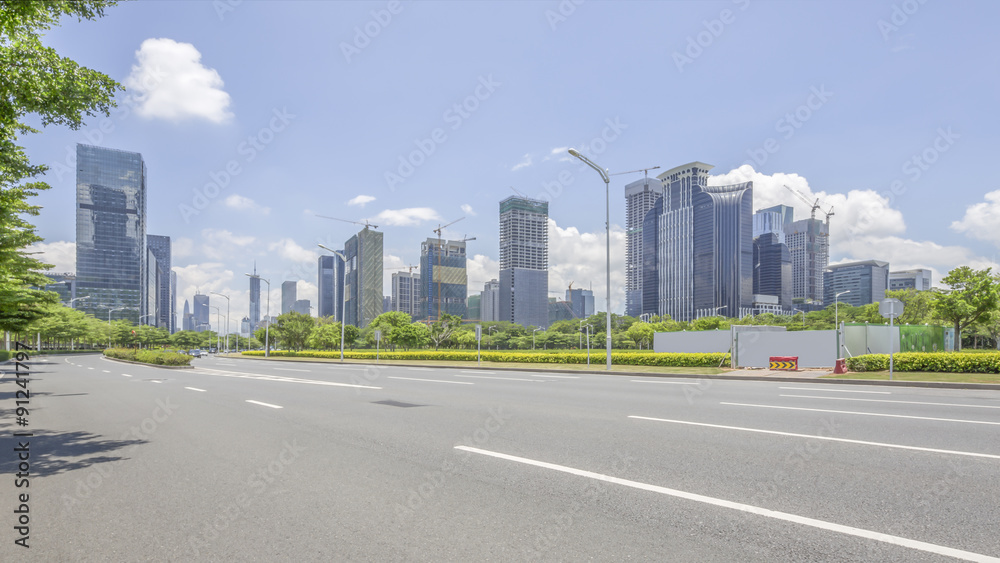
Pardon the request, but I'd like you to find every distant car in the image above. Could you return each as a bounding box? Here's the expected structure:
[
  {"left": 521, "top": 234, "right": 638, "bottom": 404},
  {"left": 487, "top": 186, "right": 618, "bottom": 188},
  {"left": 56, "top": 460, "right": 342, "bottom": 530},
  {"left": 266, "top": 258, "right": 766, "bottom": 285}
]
[{"left": 189, "top": 349, "right": 202, "bottom": 358}]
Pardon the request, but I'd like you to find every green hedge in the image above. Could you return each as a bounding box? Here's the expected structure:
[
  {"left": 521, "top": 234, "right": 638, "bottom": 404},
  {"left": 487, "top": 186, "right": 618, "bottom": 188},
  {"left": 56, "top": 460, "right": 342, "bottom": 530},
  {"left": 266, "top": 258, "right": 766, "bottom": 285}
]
[
  {"left": 241, "top": 349, "right": 729, "bottom": 367},
  {"left": 846, "top": 352, "right": 1000, "bottom": 373},
  {"left": 104, "top": 348, "right": 192, "bottom": 366},
  {"left": 0, "top": 351, "right": 8, "bottom": 362}
]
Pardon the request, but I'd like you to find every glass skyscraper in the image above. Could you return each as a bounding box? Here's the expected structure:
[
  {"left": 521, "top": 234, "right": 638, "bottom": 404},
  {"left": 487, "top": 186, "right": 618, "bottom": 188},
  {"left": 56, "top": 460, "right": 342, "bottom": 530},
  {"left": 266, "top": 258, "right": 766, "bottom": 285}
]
[
  {"left": 624, "top": 176, "right": 663, "bottom": 317},
  {"left": 391, "top": 271, "right": 419, "bottom": 319},
  {"left": 318, "top": 254, "right": 345, "bottom": 320},
  {"left": 498, "top": 196, "right": 549, "bottom": 328},
  {"left": 147, "top": 234, "right": 172, "bottom": 329},
  {"left": 344, "top": 227, "right": 383, "bottom": 328},
  {"left": 75, "top": 144, "right": 147, "bottom": 324},
  {"left": 420, "top": 238, "right": 468, "bottom": 320}
]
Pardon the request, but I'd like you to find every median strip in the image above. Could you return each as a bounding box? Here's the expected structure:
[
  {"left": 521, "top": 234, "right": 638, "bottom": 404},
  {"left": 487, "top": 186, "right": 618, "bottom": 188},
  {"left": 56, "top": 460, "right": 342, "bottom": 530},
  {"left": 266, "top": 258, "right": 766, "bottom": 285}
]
[{"left": 455, "top": 446, "right": 1000, "bottom": 563}]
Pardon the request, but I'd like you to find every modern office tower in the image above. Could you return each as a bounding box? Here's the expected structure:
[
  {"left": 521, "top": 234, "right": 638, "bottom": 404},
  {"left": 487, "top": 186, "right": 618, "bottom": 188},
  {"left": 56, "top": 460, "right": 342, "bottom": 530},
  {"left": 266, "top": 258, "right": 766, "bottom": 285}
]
[
  {"left": 145, "top": 248, "right": 158, "bottom": 326},
  {"left": 240, "top": 316, "right": 252, "bottom": 336},
  {"left": 248, "top": 262, "right": 261, "bottom": 329},
  {"left": 481, "top": 279, "right": 500, "bottom": 322},
  {"left": 641, "top": 197, "right": 663, "bottom": 318},
  {"left": 293, "top": 299, "right": 311, "bottom": 316},
  {"left": 757, "top": 204, "right": 795, "bottom": 232},
  {"left": 318, "top": 254, "right": 345, "bottom": 320},
  {"left": 466, "top": 294, "right": 481, "bottom": 321},
  {"left": 752, "top": 210, "right": 787, "bottom": 243},
  {"left": 344, "top": 227, "right": 384, "bottom": 328},
  {"left": 824, "top": 260, "right": 890, "bottom": 307},
  {"left": 43, "top": 273, "right": 76, "bottom": 304},
  {"left": 654, "top": 163, "right": 711, "bottom": 321},
  {"left": 498, "top": 196, "right": 548, "bottom": 328},
  {"left": 787, "top": 217, "right": 830, "bottom": 304},
  {"left": 147, "top": 235, "right": 172, "bottom": 329},
  {"left": 420, "top": 237, "right": 468, "bottom": 320},
  {"left": 182, "top": 300, "right": 192, "bottom": 331},
  {"left": 169, "top": 270, "right": 177, "bottom": 333},
  {"left": 383, "top": 296, "right": 392, "bottom": 313},
  {"left": 391, "top": 271, "right": 420, "bottom": 319},
  {"left": 193, "top": 293, "right": 210, "bottom": 332},
  {"left": 889, "top": 269, "right": 932, "bottom": 291},
  {"left": 753, "top": 232, "right": 792, "bottom": 310},
  {"left": 74, "top": 144, "right": 147, "bottom": 324},
  {"left": 566, "top": 287, "right": 595, "bottom": 319},
  {"left": 624, "top": 176, "right": 664, "bottom": 317},
  {"left": 281, "top": 281, "right": 297, "bottom": 314},
  {"left": 692, "top": 182, "right": 754, "bottom": 319}
]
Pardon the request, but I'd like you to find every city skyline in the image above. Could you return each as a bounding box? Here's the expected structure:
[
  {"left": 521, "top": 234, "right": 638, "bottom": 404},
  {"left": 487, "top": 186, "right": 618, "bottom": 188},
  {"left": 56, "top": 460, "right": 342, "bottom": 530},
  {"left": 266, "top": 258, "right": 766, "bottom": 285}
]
[{"left": 21, "top": 2, "right": 1000, "bottom": 326}]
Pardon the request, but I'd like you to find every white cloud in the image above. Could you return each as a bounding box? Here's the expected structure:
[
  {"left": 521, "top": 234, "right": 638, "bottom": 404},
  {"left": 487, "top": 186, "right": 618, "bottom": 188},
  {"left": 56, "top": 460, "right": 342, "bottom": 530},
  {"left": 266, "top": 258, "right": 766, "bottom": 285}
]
[
  {"left": 544, "top": 147, "right": 573, "bottom": 162},
  {"left": 511, "top": 153, "right": 532, "bottom": 171},
  {"left": 369, "top": 207, "right": 442, "bottom": 227},
  {"left": 268, "top": 238, "right": 318, "bottom": 263},
  {"left": 224, "top": 194, "right": 270, "bottom": 214},
  {"left": 347, "top": 195, "right": 376, "bottom": 207},
  {"left": 125, "top": 38, "right": 233, "bottom": 123},
  {"left": 951, "top": 190, "right": 1000, "bottom": 246},
  {"left": 26, "top": 240, "right": 75, "bottom": 273},
  {"left": 461, "top": 204, "right": 476, "bottom": 217},
  {"left": 172, "top": 237, "right": 195, "bottom": 259},
  {"left": 200, "top": 229, "right": 255, "bottom": 260},
  {"left": 467, "top": 254, "right": 500, "bottom": 290},
  {"left": 547, "top": 219, "right": 627, "bottom": 312}
]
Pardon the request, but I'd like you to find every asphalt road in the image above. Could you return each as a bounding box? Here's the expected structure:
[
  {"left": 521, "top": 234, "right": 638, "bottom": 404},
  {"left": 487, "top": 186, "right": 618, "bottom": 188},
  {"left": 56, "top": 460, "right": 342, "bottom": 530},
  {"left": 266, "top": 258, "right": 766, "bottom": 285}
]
[{"left": 2, "top": 353, "right": 999, "bottom": 562}]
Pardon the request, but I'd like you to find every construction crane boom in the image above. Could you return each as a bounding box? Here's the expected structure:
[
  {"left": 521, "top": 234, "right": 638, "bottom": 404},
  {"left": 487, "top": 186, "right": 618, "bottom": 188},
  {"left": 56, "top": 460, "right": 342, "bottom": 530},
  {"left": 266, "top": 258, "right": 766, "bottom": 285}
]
[
  {"left": 782, "top": 185, "right": 820, "bottom": 220},
  {"left": 315, "top": 214, "right": 379, "bottom": 230},
  {"left": 430, "top": 217, "right": 467, "bottom": 321},
  {"left": 609, "top": 166, "right": 661, "bottom": 177}
]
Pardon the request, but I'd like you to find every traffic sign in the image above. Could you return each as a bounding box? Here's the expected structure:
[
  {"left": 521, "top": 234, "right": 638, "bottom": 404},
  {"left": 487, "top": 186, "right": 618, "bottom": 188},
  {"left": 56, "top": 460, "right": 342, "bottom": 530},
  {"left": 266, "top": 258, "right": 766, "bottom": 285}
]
[{"left": 879, "top": 298, "right": 904, "bottom": 319}]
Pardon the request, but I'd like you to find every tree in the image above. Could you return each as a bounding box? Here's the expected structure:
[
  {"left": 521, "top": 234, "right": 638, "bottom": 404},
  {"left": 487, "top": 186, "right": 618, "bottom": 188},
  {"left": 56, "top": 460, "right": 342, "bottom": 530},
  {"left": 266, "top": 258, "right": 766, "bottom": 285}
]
[
  {"left": 885, "top": 288, "right": 934, "bottom": 325},
  {"left": 369, "top": 311, "right": 412, "bottom": 350},
  {"left": 428, "top": 314, "right": 462, "bottom": 350},
  {"left": 343, "top": 324, "right": 360, "bottom": 349},
  {"left": 170, "top": 330, "right": 202, "bottom": 349},
  {"left": 394, "top": 322, "right": 429, "bottom": 350},
  {"left": 307, "top": 322, "right": 342, "bottom": 350},
  {"left": 626, "top": 322, "right": 654, "bottom": 349},
  {"left": 932, "top": 267, "right": 999, "bottom": 351},
  {"left": 272, "top": 311, "right": 315, "bottom": 351},
  {"left": 0, "top": 2, "right": 122, "bottom": 332}
]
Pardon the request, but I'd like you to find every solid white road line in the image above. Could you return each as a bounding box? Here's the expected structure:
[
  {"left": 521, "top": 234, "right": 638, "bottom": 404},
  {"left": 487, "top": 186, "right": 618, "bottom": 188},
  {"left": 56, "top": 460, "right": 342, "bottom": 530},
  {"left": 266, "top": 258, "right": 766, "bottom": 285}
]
[
  {"left": 193, "top": 367, "right": 381, "bottom": 389},
  {"left": 722, "top": 402, "right": 1000, "bottom": 426},
  {"left": 529, "top": 374, "right": 579, "bottom": 379},
  {"left": 629, "top": 415, "right": 1000, "bottom": 460},
  {"left": 455, "top": 446, "right": 1000, "bottom": 563},
  {"left": 388, "top": 376, "right": 473, "bottom": 385},
  {"left": 274, "top": 367, "right": 310, "bottom": 372},
  {"left": 246, "top": 399, "right": 282, "bottom": 409},
  {"left": 779, "top": 395, "right": 1000, "bottom": 410},
  {"left": 630, "top": 379, "right": 700, "bottom": 385},
  {"left": 455, "top": 374, "right": 540, "bottom": 382},
  {"left": 778, "top": 386, "right": 890, "bottom": 394},
  {"left": 185, "top": 387, "right": 207, "bottom": 392}
]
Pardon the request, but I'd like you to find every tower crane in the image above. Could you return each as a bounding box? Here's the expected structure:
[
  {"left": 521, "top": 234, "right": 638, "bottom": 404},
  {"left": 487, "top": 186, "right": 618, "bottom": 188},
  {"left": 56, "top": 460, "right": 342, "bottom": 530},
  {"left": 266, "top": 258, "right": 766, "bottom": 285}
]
[
  {"left": 314, "top": 214, "right": 379, "bottom": 230},
  {"left": 783, "top": 185, "right": 820, "bottom": 220},
  {"left": 431, "top": 217, "right": 466, "bottom": 321}
]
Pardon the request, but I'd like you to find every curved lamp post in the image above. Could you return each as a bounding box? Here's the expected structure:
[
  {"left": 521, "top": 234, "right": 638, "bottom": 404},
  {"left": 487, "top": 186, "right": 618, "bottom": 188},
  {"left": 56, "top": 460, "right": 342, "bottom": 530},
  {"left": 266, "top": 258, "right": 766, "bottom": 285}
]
[
  {"left": 211, "top": 292, "right": 231, "bottom": 353},
  {"left": 568, "top": 148, "right": 612, "bottom": 371}
]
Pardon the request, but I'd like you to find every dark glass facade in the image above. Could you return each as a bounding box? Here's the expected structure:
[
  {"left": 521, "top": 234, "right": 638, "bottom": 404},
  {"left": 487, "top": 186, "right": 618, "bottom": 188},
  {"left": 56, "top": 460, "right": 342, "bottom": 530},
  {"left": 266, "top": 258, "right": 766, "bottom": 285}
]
[
  {"left": 318, "top": 254, "right": 345, "bottom": 320},
  {"left": 753, "top": 233, "right": 792, "bottom": 310},
  {"left": 147, "top": 234, "right": 172, "bottom": 329},
  {"left": 420, "top": 238, "right": 467, "bottom": 320},
  {"left": 691, "top": 182, "right": 753, "bottom": 319},
  {"left": 344, "top": 228, "right": 383, "bottom": 328},
  {"left": 75, "top": 144, "right": 146, "bottom": 324},
  {"left": 641, "top": 198, "right": 662, "bottom": 318}
]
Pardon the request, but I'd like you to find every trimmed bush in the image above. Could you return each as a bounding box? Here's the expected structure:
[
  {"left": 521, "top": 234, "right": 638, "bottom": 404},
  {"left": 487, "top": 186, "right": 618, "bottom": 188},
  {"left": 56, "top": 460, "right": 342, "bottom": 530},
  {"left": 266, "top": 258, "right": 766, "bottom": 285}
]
[
  {"left": 846, "top": 352, "right": 1000, "bottom": 373},
  {"left": 0, "top": 351, "right": 8, "bottom": 362},
  {"left": 241, "top": 349, "right": 729, "bottom": 367},
  {"left": 104, "top": 348, "right": 192, "bottom": 366}
]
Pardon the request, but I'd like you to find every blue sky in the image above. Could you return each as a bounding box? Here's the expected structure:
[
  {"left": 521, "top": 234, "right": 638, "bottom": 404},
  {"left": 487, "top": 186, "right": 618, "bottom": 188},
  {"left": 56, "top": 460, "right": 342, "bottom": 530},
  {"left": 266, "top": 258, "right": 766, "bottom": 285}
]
[{"left": 22, "top": 0, "right": 1000, "bottom": 323}]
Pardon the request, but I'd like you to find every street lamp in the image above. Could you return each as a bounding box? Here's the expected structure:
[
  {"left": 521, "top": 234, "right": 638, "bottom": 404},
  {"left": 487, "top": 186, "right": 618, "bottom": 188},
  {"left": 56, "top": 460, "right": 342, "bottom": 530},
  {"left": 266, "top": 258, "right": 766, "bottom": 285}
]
[
  {"left": 245, "top": 273, "right": 270, "bottom": 357},
  {"left": 210, "top": 306, "right": 222, "bottom": 352},
  {"left": 584, "top": 323, "right": 593, "bottom": 366},
  {"left": 211, "top": 292, "right": 231, "bottom": 353},
  {"left": 318, "top": 245, "right": 348, "bottom": 362},
  {"left": 793, "top": 308, "right": 806, "bottom": 325},
  {"left": 488, "top": 326, "right": 498, "bottom": 350},
  {"left": 835, "top": 290, "right": 851, "bottom": 357},
  {"left": 66, "top": 296, "right": 90, "bottom": 307},
  {"left": 533, "top": 327, "right": 542, "bottom": 350},
  {"left": 568, "top": 148, "right": 612, "bottom": 371}
]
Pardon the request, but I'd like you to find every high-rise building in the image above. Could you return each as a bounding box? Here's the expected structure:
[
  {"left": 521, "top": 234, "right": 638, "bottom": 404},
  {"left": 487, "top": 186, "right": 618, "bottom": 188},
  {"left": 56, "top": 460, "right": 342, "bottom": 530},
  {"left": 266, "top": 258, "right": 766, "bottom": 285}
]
[
  {"left": 248, "top": 262, "right": 261, "bottom": 329},
  {"left": 757, "top": 204, "right": 794, "bottom": 232},
  {"left": 293, "top": 299, "right": 311, "bottom": 316},
  {"left": 481, "top": 279, "right": 500, "bottom": 323},
  {"left": 466, "top": 294, "right": 481, "bottom": 321},
  {"left": 824, "top": 260, "right": 890, "bottom": 307},
  {"left": 383, "top": 296, "right": 392, "bottom": 313},
  {"left": 182, "top": 299, "right": 192, "bottom": 331},
  {"left": 889, "top": 269, "right": 932, "bottom": 291},
  {"left": 74, "top": 144, "right": 147, "bottom": 324},
  {"left": 318, "top": 254, "right": 345, "bottom": 320},
  {"left": 648, "top": 162, "right": 753, "bottom": 321},
  {"left": 566, "top": 287, "right": 595, "bottom": 319},
  {"left": 145, "top": 247, "right": 159, "bottom": 327},
  {"left": 624, "top": 176, "right": 663, "bottom": 317},
  {"left": 281, "top": 281, "right": 297, "bottom": 314},
  {"left": 169, "top": 270, "right": 177, "bottom": 333},
  {"left": 240, "top": 316, "right": 252, "bottom": 336},
  {"left": 193, "top": 293, "right": 210, "bottom": 332},
  {"left": 753, "top": 232, "right": 792, "bottom": 310},
  {"left": 498, "top": 196, "right": 548, "bottom": 328},
  {"left": 641, "top": 197, "right": 663, "bottom": 318},
  {"left": 548, "top": 297, "right": 575, "bottom": 325},
  {"left": 344, "top": 227, "right": 383, "bottom": 328},
  {"left": 420, "top": 238, "right": 468, "bottom": 320},
  {"left": 787, "top": 218, "right": 830, "bottom": 304},
  {"left": 147, "top": 235, "right": 172, "bottom": 330},
  {"left": 391, "top": 271, "right": 420, "bottom": 319},
  {"left": 44, "top": 273, "right": 76, "bottom": 304}
]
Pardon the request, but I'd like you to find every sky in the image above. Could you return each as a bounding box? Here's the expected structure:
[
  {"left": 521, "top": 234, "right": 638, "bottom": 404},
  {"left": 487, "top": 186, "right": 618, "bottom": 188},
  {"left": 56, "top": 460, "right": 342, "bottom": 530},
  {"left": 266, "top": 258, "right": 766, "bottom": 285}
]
[{"left": 20, "top": 0, "right": 1000, "bottom": 329}]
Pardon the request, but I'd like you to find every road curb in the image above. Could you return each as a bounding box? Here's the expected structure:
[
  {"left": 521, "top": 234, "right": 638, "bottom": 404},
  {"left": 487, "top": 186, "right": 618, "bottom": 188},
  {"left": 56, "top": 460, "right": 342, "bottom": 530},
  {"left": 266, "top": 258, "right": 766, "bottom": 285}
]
[
  {"left": 101, "top": 356, "right": 194, "bottom": 369},
  {"left": 228, "top": 355, "right": 1000, "bottom": 390}
]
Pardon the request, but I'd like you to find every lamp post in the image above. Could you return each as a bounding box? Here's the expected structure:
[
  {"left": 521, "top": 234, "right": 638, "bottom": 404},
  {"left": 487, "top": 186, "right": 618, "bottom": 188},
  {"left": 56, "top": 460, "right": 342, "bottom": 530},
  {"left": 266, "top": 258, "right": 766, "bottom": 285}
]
[
  {"left": 533, "top": 327, "right": 542, "bottom": 350},
  {"left": 488, "top": 326, "right": 498, "bottom": 350},
  {"left": 210, "top": 306, "right": 222, "bottom": 352},
  {"left": 211, "top": 292, "right": 231, "bottom": 353},
  {"left": 108, "top": 307, "right": 127, "bottom": 349},
  {"left": 835, "top": 290, "right": 851, "bottom": 357},
  {"left": 318, "top": 245, "right": 348, "bottom": 362},
  {"left": 793, "top": 308, "right": 806, "bottom": 325},
  {"left": 568, "top": 148, "right": 612, "bottom": 371},
  {"left": 245, "top": 273, "right": 270, "bottom": 357},
  {"left": 585, "top": 323, "right": 593, "bottom": 366},
  {"left": 66, "top": 296, "right": 90, "bottom": 307}
]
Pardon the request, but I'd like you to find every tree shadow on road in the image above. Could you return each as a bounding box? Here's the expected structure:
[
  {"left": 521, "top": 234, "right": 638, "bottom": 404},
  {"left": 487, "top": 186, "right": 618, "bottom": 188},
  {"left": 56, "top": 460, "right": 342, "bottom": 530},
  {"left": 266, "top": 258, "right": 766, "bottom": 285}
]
[{"left": 0, "top": 428, "right": 144, "bottom": 477}]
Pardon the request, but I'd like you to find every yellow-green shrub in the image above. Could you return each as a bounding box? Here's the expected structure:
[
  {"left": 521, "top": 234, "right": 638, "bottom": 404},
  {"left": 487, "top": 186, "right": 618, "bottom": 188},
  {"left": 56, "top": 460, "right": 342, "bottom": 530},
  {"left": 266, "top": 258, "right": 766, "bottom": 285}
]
[
  {"left": 846, "top": 352, "right": 1000, "bottom": 373},
  {"left": 241, "top": 349, "right": 729, "bottom": 367}
]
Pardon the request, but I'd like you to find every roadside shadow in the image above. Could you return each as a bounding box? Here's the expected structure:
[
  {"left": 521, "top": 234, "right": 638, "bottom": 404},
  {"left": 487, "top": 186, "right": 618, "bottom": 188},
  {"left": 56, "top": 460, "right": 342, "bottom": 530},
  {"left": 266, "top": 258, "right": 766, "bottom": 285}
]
[{"left": 0, "top": 429, "right": 144, "bottom": 477}]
